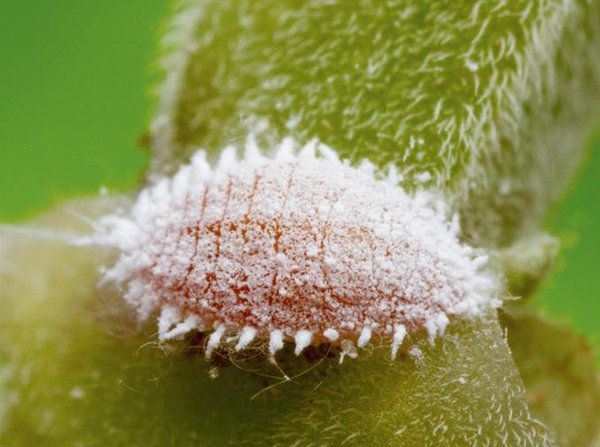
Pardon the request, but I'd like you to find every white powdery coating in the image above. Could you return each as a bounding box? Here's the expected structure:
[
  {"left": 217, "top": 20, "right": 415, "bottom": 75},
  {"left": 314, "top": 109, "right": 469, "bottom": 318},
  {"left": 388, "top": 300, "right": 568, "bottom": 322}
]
[{"left": 99, "top": 137, "right": 500, "bottom": 354}]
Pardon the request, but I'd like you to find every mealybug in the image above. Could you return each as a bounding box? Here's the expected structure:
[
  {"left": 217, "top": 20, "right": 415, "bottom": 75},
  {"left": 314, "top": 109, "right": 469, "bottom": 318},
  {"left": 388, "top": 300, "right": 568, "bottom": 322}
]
[{"left": 97, "top": 136, "right": 499, "bottom": 362}]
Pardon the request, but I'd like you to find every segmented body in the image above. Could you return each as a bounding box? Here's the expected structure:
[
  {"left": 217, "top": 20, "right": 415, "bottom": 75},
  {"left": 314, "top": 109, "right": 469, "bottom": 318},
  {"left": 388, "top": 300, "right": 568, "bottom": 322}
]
[{"left": 100, "top": 137, "right": 498, "bottom": 360}]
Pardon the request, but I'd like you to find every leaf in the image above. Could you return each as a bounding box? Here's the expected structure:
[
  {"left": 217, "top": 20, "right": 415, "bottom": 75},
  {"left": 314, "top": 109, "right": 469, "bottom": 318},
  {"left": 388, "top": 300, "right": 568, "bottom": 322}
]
[
  {"left": 151, "top": 0, "right": 600, "bottom": 248},
  {"left": 493, "top": 232, "right": 560, "bottom": 299},
  {"left": 501, "top": 307, "right": 600, "bottom": 447},
  {"left": 0, "top": 199, "right": 555, "bottom": 446}
]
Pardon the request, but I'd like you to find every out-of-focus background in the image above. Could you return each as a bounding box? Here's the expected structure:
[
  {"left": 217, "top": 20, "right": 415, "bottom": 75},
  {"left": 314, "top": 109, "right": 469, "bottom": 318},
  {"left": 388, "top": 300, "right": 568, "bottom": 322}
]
[{"left": 1, "top": 2, "right": 598, "bottom": 353}]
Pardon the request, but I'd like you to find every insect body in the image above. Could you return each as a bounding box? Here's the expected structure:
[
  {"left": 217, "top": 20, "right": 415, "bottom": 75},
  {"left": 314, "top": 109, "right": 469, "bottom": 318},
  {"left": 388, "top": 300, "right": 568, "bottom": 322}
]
[{"left": 98, "top": 136, "right": 499, "bottom": 361}]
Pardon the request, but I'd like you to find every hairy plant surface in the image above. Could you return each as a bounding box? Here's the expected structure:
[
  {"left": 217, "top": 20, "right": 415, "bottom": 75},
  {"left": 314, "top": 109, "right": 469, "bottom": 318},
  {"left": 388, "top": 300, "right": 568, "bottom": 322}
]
[
  {"left": 0, "top": 201, "right": 552, "bottom": 446},
  {"left": 500, "top": 307, "right": 600, "bottom": 447},
  {"left": 152, "top": 0, "right": 600, "bottom": 247},
  {"left": 1, "top": 0, "right": 600, "bottom": 446}
]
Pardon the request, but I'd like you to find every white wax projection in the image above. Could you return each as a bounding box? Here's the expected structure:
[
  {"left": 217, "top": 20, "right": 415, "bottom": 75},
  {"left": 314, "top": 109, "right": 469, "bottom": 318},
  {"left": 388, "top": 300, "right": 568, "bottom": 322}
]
[{"left": 97, "top": 136, "right": 500, "bottom": 361}]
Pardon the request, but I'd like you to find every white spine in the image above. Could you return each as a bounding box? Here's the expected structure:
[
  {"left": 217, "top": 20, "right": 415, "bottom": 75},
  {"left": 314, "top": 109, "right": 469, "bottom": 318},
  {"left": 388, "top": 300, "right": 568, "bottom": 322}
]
[
  {"left": 205, "top": 324, "right": 226, "bottom": 359},
  {"left": 268, "top": 329, "right": 285, "bottom": 361},
  {"left": 357, "top": 327, "right": 372, "bottom": 348},
  {"left": 391, "top": 324, "right": 407, "bottom": 361},
  {"left": 235, "top": 326, "right": 257, "bottom": 351},
  {"left": 294, "top": 330, "right": 313, "bottom": 355}
]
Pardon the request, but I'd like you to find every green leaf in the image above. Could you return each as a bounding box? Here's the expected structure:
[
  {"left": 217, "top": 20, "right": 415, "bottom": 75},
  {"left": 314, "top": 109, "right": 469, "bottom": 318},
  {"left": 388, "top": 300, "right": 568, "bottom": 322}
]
[
  {"left": 493, "top": 232, "right": 560, "bottom": 299},
  {"left": 151, "top": 0, "right": 600, "bottom": 247},
  {"left": 501, "top": 307, "right": 600, "bottom": 447},
  {"left": 0, "top": 199, "right": 555, "bottom": 446}
]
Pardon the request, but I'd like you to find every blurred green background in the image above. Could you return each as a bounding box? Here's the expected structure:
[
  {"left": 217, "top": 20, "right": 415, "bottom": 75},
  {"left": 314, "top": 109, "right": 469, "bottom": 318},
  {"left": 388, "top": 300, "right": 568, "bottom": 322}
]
[{"left": 0, "top": 1, "right": 598, "bottom": 353}]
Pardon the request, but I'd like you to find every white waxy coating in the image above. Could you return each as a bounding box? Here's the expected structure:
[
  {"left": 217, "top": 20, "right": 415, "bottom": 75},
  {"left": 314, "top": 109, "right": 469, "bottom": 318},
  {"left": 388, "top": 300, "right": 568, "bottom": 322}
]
[
  {"left": 294, "top": 330, "right": 314, "bottom": 356},
  {"left": 357, "top": 327, "right": 372, "bottom": 348},
  {"left": 339, "top": 339, "right": 359, "bottom": 364},
  {"left": 324, "top": 328, "right": 340, "bottom": 342},
  {"left": 205, "top": 324, "right": 225, "bottom": 359},
  {"left": 268, "top": 329, "right": 285, "bottom": 359},
  {"left": 391, "top": 324, "right": 408, "bottom": 361},
  {"left": 98, "top": 136, "right": 500, "bottom": 359},
  {"left": 235, "top": 326, "right": 257, "bottom": 351}
]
